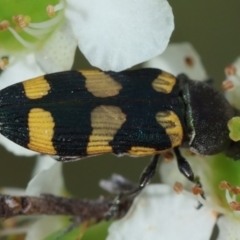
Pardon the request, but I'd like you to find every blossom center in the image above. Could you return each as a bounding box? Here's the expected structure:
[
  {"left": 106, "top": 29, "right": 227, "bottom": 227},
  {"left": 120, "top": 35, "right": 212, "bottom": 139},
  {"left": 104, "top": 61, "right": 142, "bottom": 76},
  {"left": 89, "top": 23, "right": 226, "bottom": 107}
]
[
  {"left": 0, "top": 0, "right": 64, "bottom": 56},
  {"left": 219, "top": 181, "right": 240, "bottom": 216}
]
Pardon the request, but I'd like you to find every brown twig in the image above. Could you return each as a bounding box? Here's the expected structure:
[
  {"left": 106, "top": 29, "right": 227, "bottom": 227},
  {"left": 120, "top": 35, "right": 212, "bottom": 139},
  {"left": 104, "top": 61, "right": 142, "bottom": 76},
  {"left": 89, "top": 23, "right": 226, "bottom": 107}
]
[
  {"left": 0, "top": 193, "right": 133, "bottom": 222},
  {"left": 0, "top": 173, "right": 137, "bottom": 236}
]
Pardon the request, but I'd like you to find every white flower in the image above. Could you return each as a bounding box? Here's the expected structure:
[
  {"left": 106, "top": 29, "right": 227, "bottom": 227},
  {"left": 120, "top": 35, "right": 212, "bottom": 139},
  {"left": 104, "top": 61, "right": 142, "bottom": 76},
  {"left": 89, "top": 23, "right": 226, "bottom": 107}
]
[
  {"left": 107, "top": 152, "right": 240, "bottom": 240},
  {"left": 222, "top": 57, "right": 240, "bottom": 109},
  {"left": 107, "top": 184, "right": 217, "bottom": 240},
  {"left": 217, "top": 217, "right": 240, "bottom": 240},
  {"left": 143, "top": 42, "right": 208, "bottom": 80},
  {"left": 0, "top": 0, "right": 174, "bottom": 72},
  {"left": 26, "top": 155, "right": 64, "bottom": 196},
  {"left": 107, "top": 44, "right": 240, "bottom": 240},
  {"left": 160, "top": 152, "right": 240, "bottom": 240},
  {"left": 25, "top": 155, "right": 64, "bottom": 240}
]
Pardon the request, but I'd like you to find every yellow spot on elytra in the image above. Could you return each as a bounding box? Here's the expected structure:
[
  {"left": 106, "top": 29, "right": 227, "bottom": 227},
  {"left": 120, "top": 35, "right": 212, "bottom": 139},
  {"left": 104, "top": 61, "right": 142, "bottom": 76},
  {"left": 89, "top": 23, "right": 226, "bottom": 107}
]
[
  {"left": 23, "top": 77, "right": 50, "bottom": 99},
  {"left": 87, "top": 105, "right": 126, "bottom": 155},
  {"left": 152, "top": 71, "right": 176, "bottom": 93},
  {"left": 28, "top": 108, "right": 56, "bottom": 154},
  {"left": 155, "top": 111, "right": 183, "bottom": 147},
  {"left": 83, "top": 71, "right": 122, "bottom": 98},
  {"left": 128, "top": 146, "right": 158, "bottom": 156}
]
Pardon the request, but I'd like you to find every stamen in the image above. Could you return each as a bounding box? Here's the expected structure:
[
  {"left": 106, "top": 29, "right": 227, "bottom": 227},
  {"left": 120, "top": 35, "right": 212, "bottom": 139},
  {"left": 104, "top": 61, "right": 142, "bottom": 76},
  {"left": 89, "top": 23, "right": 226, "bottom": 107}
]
[
  {"left": 46, "top": 2, "right": 64, "bottom": 18},
  {"left": 224, "top": 186, "right": 233, "bottom": 203},
  {"left": 225, "top": 64, "right": 237, "bottom": 76},
  {"left": 185, "top": 56, "right": 194, "bottom": 67},
  {"left": 219, "top": 181, "right": 232, "bottom": 191},
  {"left": 28, "top": 13, "right": 62, "bottom": 29},
  {"left": 231, "top": 186, "right": 240, "bottom": 195},
  {"left": 174, "top": 181, "right": 228, "bottom": 214},
  {"left": 173, "top": 182, "right": 183, "bottom": 194},
  {"left": 0, "top": 20, "right": 10, "bottom": 31},
  {"left": 0, "top": 57, "right": 9, "bottom": 70},
  {"left": 7, "top": 27, "right": 35, "bottom": 49},
  {"left": 54, "top": 2, "right": 64, "bottom": 12},
  {"left": 222, "top": 80, "right": 235, "bottom": 91},
  {"left": 12, "top": 15, "right": 31, "bottom": 28},
  {"left": 229, "top": 201, "right": 240, "bottom": 211},
  {"left": 220, "top": 181, "right": 240, "bottom": 214},
  {"left": 2, "top": 3, "right": 64, "bottom": 51},
  {"left": 173, "top": 182, "right": 198, "bottom": 201},
  {"left": 163, "top": 151, "right": 174, "bottom": 162},
  {"left": 191, "top": 185, "right": 203, "bottom": 195},
  {"left": 23, "top": 27, "right": 53, "bottom": 38},
  {"left": 46, "top": 5, "right": 55, "bottom": 18},
  {"left": 12, "top": 15, "right": 23, "bottom": 24}
]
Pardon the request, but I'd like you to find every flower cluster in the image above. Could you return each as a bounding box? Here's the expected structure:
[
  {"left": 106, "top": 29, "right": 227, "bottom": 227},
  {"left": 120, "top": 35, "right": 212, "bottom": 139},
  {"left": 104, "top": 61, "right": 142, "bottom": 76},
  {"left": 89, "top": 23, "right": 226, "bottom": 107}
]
[{"left": 0, "top": 0, "right": 240, "bottom": 239}]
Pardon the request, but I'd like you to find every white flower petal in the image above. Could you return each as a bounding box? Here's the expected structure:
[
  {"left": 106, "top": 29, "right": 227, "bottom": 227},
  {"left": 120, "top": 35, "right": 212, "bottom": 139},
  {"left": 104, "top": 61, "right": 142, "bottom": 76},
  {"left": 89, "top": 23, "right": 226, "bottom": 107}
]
[
  {"left": 65, "top": 0, "right": 174, "bottom": 71},
  {"left": 0, "top": 135, "right": 37, "bottom": 156},
  {"left": 224, "top": 57, "right": 240, "bottom": 109},
  {"left": 0, "top": 54, "right": 44, "bottom": 90},
  {"left": 31, "top": 154, "right": 57, "bottom": 177},
  {"left": 217, "top": 216, "right": 240, "bottom": 240},
  {"left": 25, "top": 216, "right": 63, "bottom": 240},
  {"left": 0, "top": 187, "right": 25, "bottom": 196},
  {"left": 35, "top": 22, "right": 78, "bottom": 73},
  {"left": 144, "top": 42, "right": 208, "bottom": 80},
  {"left": 26, "top": 155, "right": 63, "bottom": 196},
  {"left": 107, "top": 184, "right": 216, "bottom": 240}
]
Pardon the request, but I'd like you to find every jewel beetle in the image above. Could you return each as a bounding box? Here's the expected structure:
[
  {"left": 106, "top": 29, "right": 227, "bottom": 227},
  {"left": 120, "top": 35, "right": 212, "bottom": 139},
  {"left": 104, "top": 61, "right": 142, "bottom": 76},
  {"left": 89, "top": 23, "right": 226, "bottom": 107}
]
[{"left": 0, "top": 68, "right": 239, "bottom": 198}]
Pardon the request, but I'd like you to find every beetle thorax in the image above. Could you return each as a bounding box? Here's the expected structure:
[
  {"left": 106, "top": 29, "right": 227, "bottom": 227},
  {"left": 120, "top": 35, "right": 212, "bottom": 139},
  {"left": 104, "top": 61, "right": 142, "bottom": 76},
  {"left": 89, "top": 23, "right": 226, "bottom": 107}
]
[{"left": 180, "top": 77, "right": 234, "bottom": 155}]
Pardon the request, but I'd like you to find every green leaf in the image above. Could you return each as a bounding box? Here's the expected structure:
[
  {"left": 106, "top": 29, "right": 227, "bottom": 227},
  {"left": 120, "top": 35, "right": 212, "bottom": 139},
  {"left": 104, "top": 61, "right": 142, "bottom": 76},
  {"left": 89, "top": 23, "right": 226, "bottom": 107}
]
[
  {"left": 82, "top": 221, "right": 110, "bottom": 240},
  {"left": 44, "top": 227, "right": 80, "bottom": 240},
  {"left": 44, "top": 221, "right": 111, "bottom": 240}
]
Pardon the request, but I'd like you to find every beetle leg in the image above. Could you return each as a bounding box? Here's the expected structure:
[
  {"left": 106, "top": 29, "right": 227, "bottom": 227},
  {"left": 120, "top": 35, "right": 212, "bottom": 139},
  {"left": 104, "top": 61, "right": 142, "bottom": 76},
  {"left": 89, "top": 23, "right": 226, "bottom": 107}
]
[
  {"left": 174, "top": 148, "right": 205, "bottom": 209},
  {"left": 138, "top": 154, "right": 160, "bottom": 189},
  {"left": 174, "top": 147, "right": 194, "bottom": 182},
  {"left": 174, "top": 147, "right": 203, "bottom": 189},
  {"left": 105, "top": 154, "right": 160, "bottom": 219}
]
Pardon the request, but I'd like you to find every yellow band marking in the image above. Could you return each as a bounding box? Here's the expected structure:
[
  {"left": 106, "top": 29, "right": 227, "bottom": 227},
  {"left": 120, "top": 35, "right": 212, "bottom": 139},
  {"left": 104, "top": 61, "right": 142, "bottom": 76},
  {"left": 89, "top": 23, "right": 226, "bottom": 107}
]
[
  {"left": 28, "top": 108, "right": 56, "bottom": 154},
  {"left": 128, "top": 146, "right": 157, "bottom": 156},
  {"left": 23, "top": 77, "right": 50, "bottom": 99},
  {"left": 87, "top": 105, "right": 126, "bottom": 155},
  {"left": 155, "top": 111, "right": 183, "bottom": 147},
  {"left": 152, "top": 71, "right": 176, "bottom": 94},
  {"left": 83, "top": 70, "right": 122, "bottom": 98}
]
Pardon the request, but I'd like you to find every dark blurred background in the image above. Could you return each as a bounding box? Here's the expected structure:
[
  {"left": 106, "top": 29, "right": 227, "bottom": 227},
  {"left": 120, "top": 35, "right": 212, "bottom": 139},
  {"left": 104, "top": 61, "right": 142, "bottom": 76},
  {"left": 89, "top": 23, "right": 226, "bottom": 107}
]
[{"left": 0, "top": 0, "right": 240, "bottom": 198}]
